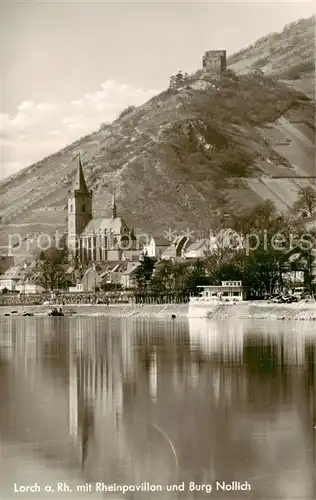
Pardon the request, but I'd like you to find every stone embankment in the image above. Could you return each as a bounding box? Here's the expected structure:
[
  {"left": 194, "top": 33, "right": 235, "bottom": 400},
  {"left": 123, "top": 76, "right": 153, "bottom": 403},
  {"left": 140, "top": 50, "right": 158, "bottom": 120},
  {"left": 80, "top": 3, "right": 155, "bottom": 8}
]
[
  {"left": 210, "top": 302, "right": 316, "bottom": 321},
  {"left": 0, "top": 302, "right": 316, "bottom": 320},
  {"left": 0, "top": 303, "right": 189, "bottom": 318}
]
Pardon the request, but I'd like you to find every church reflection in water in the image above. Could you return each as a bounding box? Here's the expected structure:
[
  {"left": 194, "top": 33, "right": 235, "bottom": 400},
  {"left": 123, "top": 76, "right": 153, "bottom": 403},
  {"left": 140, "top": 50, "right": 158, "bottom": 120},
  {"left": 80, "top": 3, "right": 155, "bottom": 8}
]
[{"left": 0, "top": 316, "right": 315, "bottom": 498}]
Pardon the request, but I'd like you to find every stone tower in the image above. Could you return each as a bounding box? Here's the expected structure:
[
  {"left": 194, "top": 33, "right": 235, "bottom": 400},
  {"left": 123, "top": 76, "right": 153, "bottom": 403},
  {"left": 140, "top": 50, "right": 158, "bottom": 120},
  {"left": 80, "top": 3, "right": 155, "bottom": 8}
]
[
  {"left": 67, "top": 154, "right": 92, "bottom": 261},
  {"left": 202, "top": 50, "right": 227, "bottom": 72}
]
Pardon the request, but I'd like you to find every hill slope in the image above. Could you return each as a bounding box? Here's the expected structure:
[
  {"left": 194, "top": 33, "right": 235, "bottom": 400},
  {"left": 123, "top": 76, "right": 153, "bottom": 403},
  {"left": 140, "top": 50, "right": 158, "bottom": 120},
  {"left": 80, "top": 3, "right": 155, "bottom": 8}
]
[
  {"left": 228, "top": 16, "right": 315, "bottom": 99},
  {"left": 0, "top": 17, "right": 315, "bottom": 255}
]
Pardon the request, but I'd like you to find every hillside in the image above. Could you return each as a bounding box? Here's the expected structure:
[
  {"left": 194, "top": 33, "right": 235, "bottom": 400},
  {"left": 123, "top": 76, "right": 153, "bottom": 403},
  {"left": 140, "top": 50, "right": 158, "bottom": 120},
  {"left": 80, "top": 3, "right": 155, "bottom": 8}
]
[
  {"left": 228, "top": 16, "right": 315, "bottom": 99},
  {"left": 0, "top": 16, "right": 315, "bottom": 257}
]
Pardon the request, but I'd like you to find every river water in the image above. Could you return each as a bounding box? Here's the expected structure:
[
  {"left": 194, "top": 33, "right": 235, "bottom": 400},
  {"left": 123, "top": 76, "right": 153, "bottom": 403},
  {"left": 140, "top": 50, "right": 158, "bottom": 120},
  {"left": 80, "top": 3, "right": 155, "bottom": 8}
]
[{"left": 0, "top": 316, "right": 315, "bottom": 500}]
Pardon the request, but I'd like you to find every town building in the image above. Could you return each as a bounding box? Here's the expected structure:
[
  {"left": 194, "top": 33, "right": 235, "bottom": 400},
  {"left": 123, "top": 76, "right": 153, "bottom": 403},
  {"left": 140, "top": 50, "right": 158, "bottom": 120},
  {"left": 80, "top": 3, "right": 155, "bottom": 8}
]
[
  {"left": 68, "top": 260, "right": 141, "bottom": 293},
  {"left": 67, "top": 155, "right": 136, "bottom": 264},
  {"left": 196, "top": 281, "right": 247, "bottom": 302},
  {"left": 160, "top": 235, "right": 192, "bottom": 261},
  {"left": 17, "top": 276, "right": 45, "bottom": 295},
  {"left": 0, "top": 266, "right": 25, "bottom": 291},
  {"left": 81, "top": 265, "right": 102, "bottom": 293}
]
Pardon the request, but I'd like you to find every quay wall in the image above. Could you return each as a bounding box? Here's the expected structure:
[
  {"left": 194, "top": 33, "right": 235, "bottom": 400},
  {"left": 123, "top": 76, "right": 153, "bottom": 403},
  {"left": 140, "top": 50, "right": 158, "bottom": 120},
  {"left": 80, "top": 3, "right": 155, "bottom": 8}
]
[{"left": 1, "top": 302, "right": 316, "bottom": 320}]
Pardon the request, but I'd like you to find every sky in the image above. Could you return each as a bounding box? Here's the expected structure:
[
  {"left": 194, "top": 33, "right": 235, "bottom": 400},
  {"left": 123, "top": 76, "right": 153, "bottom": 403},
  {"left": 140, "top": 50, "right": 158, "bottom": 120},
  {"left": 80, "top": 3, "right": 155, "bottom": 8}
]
[{"left": 1, "top": 0, "right": 315, "bottom": 179}]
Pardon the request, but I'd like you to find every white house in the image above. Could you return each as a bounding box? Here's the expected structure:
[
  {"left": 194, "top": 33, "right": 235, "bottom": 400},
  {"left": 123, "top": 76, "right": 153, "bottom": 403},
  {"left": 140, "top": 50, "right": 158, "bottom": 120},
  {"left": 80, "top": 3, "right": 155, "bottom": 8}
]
[
  {"left": 69, "top": 283, "right": 84, "bottom": 293},
  {"left": 195, "top": 281, "right": 247, "bottom": 302},
  {"left": 17, "top": 281, "right": 45, "bottom": 294},
  {"left": 0, "top": 267, "right": 25, "bottom": 291}
]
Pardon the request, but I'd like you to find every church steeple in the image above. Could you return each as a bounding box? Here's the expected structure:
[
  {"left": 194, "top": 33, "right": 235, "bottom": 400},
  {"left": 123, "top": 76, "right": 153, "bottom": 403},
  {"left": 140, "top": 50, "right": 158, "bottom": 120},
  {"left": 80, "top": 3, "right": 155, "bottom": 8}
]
[
  {"left": 67, "top": 152, "right": 92, "bottom": 262},
  {"left": 72, "top": 152, "right": 88, "bottom": 192},
  {"left": 111, "top": 189, "right": 117, "bottom": 219}
]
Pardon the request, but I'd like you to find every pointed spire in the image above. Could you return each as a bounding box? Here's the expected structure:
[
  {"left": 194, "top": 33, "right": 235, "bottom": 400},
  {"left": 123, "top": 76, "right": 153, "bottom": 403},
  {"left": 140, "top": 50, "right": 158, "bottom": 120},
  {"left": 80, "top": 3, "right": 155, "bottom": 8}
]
[
  {"left": 111, "top": 188, "right": 117, "bottom": 219},
  {"left": 72, "top": 152, "right": 88, "bottom": 192}
]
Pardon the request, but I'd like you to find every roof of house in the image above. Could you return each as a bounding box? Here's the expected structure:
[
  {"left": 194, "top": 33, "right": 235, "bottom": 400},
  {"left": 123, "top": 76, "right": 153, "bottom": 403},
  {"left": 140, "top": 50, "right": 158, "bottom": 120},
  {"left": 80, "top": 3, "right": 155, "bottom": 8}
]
[
  {"left": 185, "top": 238, "right": 209, "bottom": 253},
  {"left": 98, "top": 261, "right": 127, "bottom": 277},
  {"left": 160, "top": 246, "right": 174, "bottom": 258},
  {"left": 150, "top": 236, "right": 172, "bottom": 247},
  {"left": 65, "top": 266, "right": 75, "bottom": 274},
  {"left": 198, "top": 285, "right": 245, "bottom": 290},
  {"left": 165, "top": 234, "right": 192, "bottom": 250},
  {"left": 82, "top": 266, "right": 99, "bottom": 277},
  {"left": 0, "top": 266, "right": 25, "bottom": 280},
  {"left": 19, "top": 272, "right": 41, "bottom": 284},
  {"left": 123, "top": 262, "right": 140, "bottom": 275},
  {"left": 110, "top": 264, "right": 123, "bottom": 273},
  {"left": 0, "top": 256, "right": 15, "bottom": 274}
]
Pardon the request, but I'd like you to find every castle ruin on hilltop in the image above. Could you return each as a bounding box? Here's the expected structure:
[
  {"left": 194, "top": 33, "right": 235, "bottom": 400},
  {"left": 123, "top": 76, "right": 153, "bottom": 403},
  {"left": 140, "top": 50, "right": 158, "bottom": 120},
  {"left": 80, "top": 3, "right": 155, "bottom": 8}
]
[{"left": 202, "top": 50, "right": 227, "bottom": 72}]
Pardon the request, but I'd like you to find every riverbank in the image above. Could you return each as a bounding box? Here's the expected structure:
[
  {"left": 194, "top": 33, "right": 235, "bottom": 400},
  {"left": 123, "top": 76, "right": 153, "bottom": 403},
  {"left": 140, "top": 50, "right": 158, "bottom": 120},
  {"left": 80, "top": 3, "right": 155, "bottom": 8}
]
[{"left": 1, "top": 301, "right": 316, "bottom": 320}]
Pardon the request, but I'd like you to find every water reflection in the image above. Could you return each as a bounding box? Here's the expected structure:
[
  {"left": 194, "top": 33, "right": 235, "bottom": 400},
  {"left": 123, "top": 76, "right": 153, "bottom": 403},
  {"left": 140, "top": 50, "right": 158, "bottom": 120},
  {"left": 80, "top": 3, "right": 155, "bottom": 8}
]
[{"left": 0, "top": 316, "right": 315, "bottom": 499}]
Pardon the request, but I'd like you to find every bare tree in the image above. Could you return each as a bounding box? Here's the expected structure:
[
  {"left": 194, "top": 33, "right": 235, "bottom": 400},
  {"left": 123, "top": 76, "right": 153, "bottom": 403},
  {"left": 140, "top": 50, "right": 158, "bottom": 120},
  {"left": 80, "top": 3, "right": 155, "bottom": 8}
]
[{"left": 294, "top": 186, "right": 316, "bottom": 218}]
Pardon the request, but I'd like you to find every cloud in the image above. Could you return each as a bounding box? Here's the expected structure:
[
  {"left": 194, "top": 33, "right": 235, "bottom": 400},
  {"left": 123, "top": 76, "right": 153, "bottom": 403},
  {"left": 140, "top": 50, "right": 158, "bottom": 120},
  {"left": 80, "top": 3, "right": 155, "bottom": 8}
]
[
  {"left": 1, "top": 80, "right": 159, "bottom": 179},
  {"left": 18, "top": 101, "right": 36, "bottom": 112}
]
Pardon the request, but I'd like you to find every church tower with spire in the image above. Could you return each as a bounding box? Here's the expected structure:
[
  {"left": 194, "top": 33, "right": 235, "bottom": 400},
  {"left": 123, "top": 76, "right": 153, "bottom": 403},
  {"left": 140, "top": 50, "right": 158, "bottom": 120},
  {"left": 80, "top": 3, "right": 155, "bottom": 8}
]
[{"left": 67, "top": 154, "right": 92, "bottom": 261}]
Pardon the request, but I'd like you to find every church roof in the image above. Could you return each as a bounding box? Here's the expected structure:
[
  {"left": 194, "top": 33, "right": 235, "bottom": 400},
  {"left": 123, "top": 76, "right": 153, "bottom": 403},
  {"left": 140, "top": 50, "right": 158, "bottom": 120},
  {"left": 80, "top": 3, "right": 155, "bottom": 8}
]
[
  {"left": 80, "top": 217, "right": 126, "bottom": 236},
  {"left": 72, "top": 154, "right": 89, "bottom": 192}
]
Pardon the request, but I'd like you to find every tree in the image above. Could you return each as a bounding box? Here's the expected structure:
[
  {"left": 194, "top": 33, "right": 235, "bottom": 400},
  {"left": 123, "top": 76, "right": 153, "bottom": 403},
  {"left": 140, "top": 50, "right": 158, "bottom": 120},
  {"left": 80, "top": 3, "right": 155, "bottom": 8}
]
[
  {"left": 293, "top": 186, "right": 316, "bottom": 218},
  {"left": 281, "top": 229, "right": 316, "bottom": 294},
  {"left": 232, "top": 200, "right": 280, "bottom": 234},
  {"left": 169, "top": 75, "right": 177, "bottom": 89},
  {"left": 243, "top": 247, "right": 283, "bottom": 298},
  {"left": 36, "top": 246, "right": 72, "bottom": 292},
  {"left": 204, "top": 201, "right": 296, "bottom": 297},
  {"left": 150, "top": 260, "right": 177, "bottom": 293},
  {"left": 182, "top": 260, "right": 210, "bottom": 295},
  {"left": 213, "top": 262, "right": 244, "bottom": 284},
  {"left": 133, "top": 256, "right": 155, "bottom": 292},
  {"left": 204, "top": 228, "right": 244, "bottom": 282}
]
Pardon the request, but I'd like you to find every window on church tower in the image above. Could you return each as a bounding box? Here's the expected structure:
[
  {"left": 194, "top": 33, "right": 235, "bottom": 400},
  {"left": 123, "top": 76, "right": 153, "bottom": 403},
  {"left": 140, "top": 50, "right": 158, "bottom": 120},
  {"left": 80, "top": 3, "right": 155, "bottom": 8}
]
[{"left": 82, "top": 204, "right": 85, "bottom": 212}]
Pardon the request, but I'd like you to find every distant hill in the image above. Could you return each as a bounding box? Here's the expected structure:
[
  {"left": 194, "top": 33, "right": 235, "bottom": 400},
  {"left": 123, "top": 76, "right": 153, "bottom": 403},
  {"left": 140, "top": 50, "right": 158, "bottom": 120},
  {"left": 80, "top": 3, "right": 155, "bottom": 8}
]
[{"left": 1, "top": 16, "right": 315, "bottom": 257}]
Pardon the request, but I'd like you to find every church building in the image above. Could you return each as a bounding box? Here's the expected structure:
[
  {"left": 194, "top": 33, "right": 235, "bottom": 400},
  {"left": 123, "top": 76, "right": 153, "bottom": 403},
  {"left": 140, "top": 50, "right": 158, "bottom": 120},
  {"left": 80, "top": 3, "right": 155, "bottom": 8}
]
[{"left": 67, "top": 155, "right": 135, "bottom": 264}]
